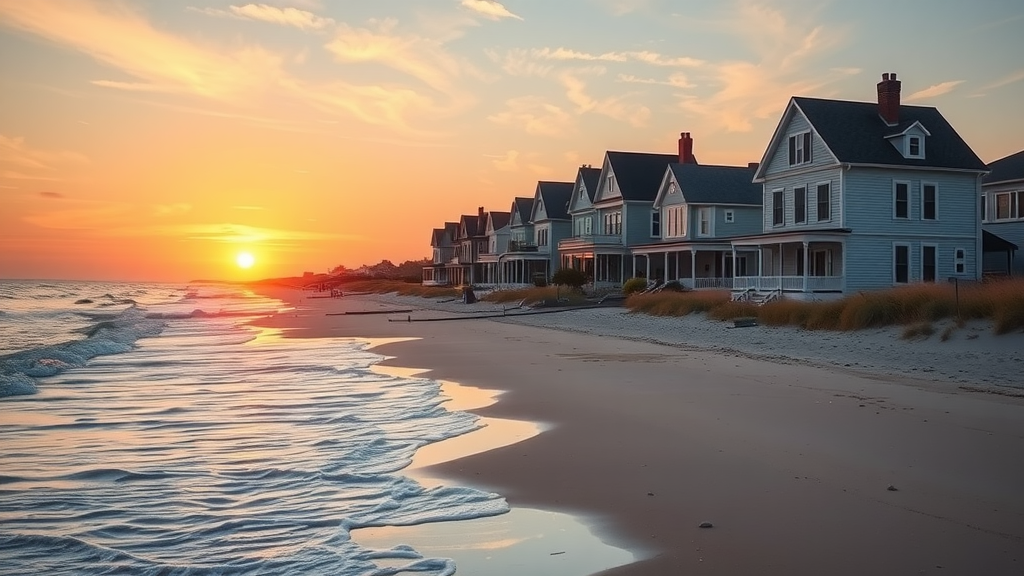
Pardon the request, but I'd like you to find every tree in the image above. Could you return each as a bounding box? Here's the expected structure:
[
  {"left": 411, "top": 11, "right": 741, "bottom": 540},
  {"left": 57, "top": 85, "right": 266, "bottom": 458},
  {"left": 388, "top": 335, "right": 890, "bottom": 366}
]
[{"left": 551, "top": 268, "right": 587, "bottom": 290}]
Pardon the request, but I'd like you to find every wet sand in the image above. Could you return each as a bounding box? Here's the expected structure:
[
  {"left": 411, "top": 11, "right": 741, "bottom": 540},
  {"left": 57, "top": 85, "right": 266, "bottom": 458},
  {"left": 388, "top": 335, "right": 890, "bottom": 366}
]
[{"left": 253, "top": 288, "right": 1024, "bottom": 575}]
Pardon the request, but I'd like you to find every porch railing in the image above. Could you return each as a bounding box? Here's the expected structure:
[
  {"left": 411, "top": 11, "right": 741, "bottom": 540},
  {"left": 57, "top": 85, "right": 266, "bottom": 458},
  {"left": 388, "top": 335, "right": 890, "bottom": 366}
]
[{"left": 733, "top": 276, "right": 843, "bottom": 292}]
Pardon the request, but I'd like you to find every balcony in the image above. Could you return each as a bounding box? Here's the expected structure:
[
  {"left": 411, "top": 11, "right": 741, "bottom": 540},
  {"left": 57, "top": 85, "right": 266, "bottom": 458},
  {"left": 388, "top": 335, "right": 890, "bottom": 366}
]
[
  {"left": 558, "top": 234, "right": 623, "bottom": 250},
  {"left": 733, "top": 275, "right": 844, "bottom": 292},
  {"left": 508, "top": 240, "right": 539, "bottom": 252}
]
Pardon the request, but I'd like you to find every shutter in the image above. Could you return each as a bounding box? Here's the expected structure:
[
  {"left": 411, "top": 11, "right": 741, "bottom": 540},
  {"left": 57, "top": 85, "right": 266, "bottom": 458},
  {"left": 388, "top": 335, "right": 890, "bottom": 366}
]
[
  {"left": 788, "top": 136, "right": 795, "bottom": 165},
  {"left": 804, "top": 132, "right": 812, "bottom": 163}
]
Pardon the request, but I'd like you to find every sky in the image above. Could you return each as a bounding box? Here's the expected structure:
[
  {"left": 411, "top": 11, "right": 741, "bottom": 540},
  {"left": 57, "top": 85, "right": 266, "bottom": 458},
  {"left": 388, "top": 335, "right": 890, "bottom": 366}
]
[{"left": 1, "top": 0, "right": 1023, "bottom": 282}]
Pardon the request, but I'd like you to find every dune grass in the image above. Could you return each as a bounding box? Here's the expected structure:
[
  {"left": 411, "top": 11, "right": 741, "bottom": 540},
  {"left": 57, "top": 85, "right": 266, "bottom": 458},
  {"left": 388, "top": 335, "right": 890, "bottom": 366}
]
[
  {"left": 623, "top": 279, "right": 1024, "bottom": 334},
  {"left": 342, "top": 280, "right": 460, "bottom": 299},
  {"left": 481, "top": 286, "right": 589, "bottom": 306}
]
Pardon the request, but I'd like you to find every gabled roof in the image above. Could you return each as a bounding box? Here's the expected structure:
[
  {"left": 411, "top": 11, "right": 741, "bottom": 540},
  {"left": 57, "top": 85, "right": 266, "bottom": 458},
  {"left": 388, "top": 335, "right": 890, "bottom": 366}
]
[
  {"left": 430, "top": 228, "right": 444, "bottom": 246},
  {"left": 789, "top": 97, "right": 986, "bottom": 171},
  {"left": 534, "top": 181, "right": 574, "bottom": 220},
  {"left": 511, "top": 197, "right": 534, "bottom": 226},
  {"left": 488, "top": 211, "right": 511, "bottom": 231},
  {"left": 667, "top": 163, "right": 761, "bottom": 205},
  {"left": 458, "top": 215, "right": 479, "bottom": 239},
  {"left": 607, "top": 151, "right": 680, "bottom": 201},
  {"left": 579, "top": 166, "right": 601, "bottom": 201},
  {"left": 984, "top": 149, "right": 1024, "bottom": 186}
]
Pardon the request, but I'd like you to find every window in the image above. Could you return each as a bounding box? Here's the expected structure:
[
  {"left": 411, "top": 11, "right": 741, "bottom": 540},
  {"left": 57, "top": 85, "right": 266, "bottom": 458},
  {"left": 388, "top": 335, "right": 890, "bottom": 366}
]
[
  {"left": 772, "top": 190, "right": 784, "bottom": 226},
  {"left": 954, "top": 248, "right": 966, "bottom": 274},
  {"left": 788, "top": 132, "right": 812, "bottom": 166},
  {"left": 894, "top": 181, "right": 910, "bottom": 219},
  {"left": 666, "top": 206, "right": 687, "bottom": 238},
  {"left": 817, "top": 183, "right": 831, "bottom": 221},
  {"left": 794, "top": 187, "right": 806, "bottom": 224},
  {"left": 922, "top": 245, "right": 937, "bottom": 282},
  {"left": 603, "top": 211, "right": 622, "bottom": 235},
  {"left": 994, "top": 191, "right": 1024, "bottom": 220},
  {"left": 651, "top": 211, "right": 661, "bottom": 237},
  {"left": 724, "top": 209, "right": 735, "bottom": 223},
  {"left": 894, "top": 244, "right": 910, "bottom": 284},
  {"left": 537, "top": 228, "right": 548, "bottom": 246},
  {"left": 605, "top": 174, "right": 615, "bottom": 196},
  {"left": 698, "top": 207, "right": 712, "bottom": 236},
  {"left": 908, "top": 136, "right": 921, "bottom": 157},
  {"left": 922, "top": 184, "right": 937, "bottom": 220}
]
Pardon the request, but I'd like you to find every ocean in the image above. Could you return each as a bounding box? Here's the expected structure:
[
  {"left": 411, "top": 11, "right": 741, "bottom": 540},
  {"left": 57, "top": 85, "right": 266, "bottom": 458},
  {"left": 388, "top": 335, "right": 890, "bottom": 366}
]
[{"left": 0, "top": 280, "right": 509, "bottom": 575}]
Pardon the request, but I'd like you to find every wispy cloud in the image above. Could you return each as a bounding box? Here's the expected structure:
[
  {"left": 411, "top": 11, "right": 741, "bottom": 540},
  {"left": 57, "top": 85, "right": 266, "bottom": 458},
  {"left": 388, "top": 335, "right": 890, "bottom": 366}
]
[
  {"left": 188, "top": 3, "right": 335, "bottom": 31},
  {"left": 0, "top": 134, "right": 88, "bottom": 172},
  {"left": 460, "top": 0, "right": 522, "bottom": 21},
  {"left": 561, "top": 70, "right": 651, "bottom": 127},
  {"left": 488, "top": 96, "right": 574, "bottom": 137},
  {"left": 530, "top": 47, "right": 702, "bottom": 67},
  {"left": 981, "top": 69, "right": 1024, "bottom": 92},
  {"left": 905, "top": 80, "right": 964, "bottom": 102},
  {"left": 486, "top": 150, "right": 549, "bottom": 174},
  {"left": 154, "top": 203, "right": 192, "bottom": 216},
  {"left": 39, "top": 191, "right": 64, "bottom": 199},
  {"left": 617, "top": 72, "right": 693, "bottom": 88}
]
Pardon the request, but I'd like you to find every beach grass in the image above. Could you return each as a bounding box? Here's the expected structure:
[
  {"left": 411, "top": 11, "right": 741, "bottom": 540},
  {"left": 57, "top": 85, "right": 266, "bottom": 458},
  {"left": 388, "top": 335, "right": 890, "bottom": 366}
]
[
  {"left": 481, "top": 286, "right": 589, "bottom": 306},
  {"left": 623, "top": 279, "right": 1024, "bottom": 334},
  {"left": 344, "top": 280, "right": 460, "bottom": 299}
]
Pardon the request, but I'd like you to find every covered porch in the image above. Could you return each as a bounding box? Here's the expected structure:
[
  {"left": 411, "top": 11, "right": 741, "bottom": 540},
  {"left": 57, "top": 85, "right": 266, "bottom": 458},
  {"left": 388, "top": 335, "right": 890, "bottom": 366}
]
[
  {"left": 560, "top": 249, "right": 628, "bottom": 288},
  {"left": 730, "top": 233, "right": 848, "bottom": 295},
  {"left": 495, "top": 255, "right": 550, "bottom": 287},
  {"left": 630, "top": 242, "right": 749, "bottom": 290}
]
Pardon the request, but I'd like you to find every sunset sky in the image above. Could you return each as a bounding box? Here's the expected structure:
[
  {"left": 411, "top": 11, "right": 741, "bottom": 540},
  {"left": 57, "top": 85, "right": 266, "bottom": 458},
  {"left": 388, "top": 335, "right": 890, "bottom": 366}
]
[{"left": 2, "top": 0, "right": 1023, "bottom": 281}]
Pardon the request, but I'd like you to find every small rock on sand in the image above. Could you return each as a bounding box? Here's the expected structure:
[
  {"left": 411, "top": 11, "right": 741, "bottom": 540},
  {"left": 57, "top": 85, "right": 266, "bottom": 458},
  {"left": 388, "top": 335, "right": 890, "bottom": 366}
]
[{"left": 699, "top": 521, "right": 714, "bottom": 528}]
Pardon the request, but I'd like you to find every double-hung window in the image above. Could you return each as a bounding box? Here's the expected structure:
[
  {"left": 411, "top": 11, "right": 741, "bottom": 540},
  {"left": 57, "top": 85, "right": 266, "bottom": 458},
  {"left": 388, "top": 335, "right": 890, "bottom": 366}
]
[
  {"left": 894, "top": 182, "right": 910, "bottom": 219},
  {"left": 922, "top": 245, "right": 937, "bottom": 282},
  {"left": 666, "top": 206, "right": 687, "bottom": 238},
  {"left": 954, "top": 248, "right": 966, "bottom": 274},
  {"left": 788, "top": 132, "right": 812, "bottom": 166},
  {"left": 698, "top": 207, "right": 712, "bottom": 237},
  {"left": 994, "top": 191, "right": 1024, "bottom": 220},
  {"left": 651, "top": 211, "right": 661, "bottom": 237},
  {"left": 816, "top": 183, "right": 831, "bottom": 221},
  {"left": 894, "top": 244, "right": 910, "bottom": 284},
  {"left": 922, "top": 184, "right": 937, "bottom": 220},
  {"left": 794, "top": 187, "right": 806, "bottom": 224},
  {"left": 772, "top": 190, "right": 784, "bottom": 226}
]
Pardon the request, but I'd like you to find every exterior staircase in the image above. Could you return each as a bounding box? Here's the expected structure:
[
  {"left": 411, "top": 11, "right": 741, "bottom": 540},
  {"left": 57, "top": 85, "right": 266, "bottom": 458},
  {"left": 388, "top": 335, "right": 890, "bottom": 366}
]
[{"left": 731, "top": 288, "right": 781, "bottom": 305}]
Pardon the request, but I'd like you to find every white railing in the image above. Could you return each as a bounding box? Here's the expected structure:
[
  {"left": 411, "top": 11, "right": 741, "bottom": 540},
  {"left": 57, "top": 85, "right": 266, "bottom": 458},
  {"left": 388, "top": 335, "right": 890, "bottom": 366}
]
[
  {"left": 733, "top": 276, "right": 843, "bottom": 292},
  {"left": 694, "top": 277, "right": 734, "bottom": 290}
]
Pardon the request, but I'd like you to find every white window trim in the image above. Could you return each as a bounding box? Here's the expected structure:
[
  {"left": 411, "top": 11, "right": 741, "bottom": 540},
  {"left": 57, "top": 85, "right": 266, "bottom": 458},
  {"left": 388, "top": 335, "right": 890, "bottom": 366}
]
[
  {"left": 992, "top": 190, "right": 1024, "bottom": 221},
  {"left": 921, "top": 243, "right": 938, "bottom": 282},
  {"left": 815, "top": 181, "right": 832, "bottom": 222},
  {"left": 893, "top": 180, "right": 911, "bottom": 220},
  {"left": 788, "top": 131, "right": 812, "bottom": 166},
  {"left": 697, "top": 207, "right": 713, "bottom": 237},
  {"left": 771, "top": 188, "right": 785, "bottom": 227},
  {"left": 665, "top": 205, "right": 688, "bottom": 238},
  {"left": 650, "top": 210, "right": 660, "bottom": 238},
  {"left": 724, "top": 209, "right": 735, "bottom": 223},
  {"left": 921, "top": 182, "right": 938, "bottom": 221},
  {"left": 954, "top": 247, "right": 966, "bottom": 275},
  {"left": 893, "top": 242, "right": 911, "bottom": 285}
]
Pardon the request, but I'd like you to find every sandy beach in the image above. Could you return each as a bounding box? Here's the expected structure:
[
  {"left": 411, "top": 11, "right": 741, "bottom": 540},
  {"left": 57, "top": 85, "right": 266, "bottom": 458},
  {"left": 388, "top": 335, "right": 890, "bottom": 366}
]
[{"left": 253, "top": 288, "right": 1024, "bottom": 575}]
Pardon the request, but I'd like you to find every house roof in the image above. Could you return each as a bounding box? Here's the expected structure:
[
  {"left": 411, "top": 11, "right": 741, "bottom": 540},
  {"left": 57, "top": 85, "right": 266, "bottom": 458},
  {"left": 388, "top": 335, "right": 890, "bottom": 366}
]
[
  {"left": 983, "top": 230, "right": 1019, "bottom": 253},
  {"left": 536, "top": 181, "right": 574, "bottom": 220},
  {"left": 511, "top": 197, "right": 534, "bottom": 225},
  {"left": 607, "top": 151, "right": 680, "bottom": 201},
  {"left": 488, "top": 211, "right": 511, "bottom": 231},
  {"left": 791, "top": 97, "right": 986, "bottom": 171},
  {"left": 429, "top": 228, "right": 444, "bottom": 246},
  {"left": 984, "top": 149, "right": 1024, "bottom": 185},
  {"left": 579, "top": 166, "right": 601, "bottom": 201},
  {"left": 669, "top": 163, "right": 760, "bottom": 205},
  {"left": 459, "top": 214, "right": 479, "bottom": 238}
]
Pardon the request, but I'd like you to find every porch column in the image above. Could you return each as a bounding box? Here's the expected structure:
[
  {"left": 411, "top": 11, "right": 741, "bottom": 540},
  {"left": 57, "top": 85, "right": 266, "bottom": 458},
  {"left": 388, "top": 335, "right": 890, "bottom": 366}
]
[
  {"left": 645, "top": 255, "right": 651, "bottom": 280},
  {"left": 803, "top": 241, "right": 809, "bottom": 292},
  {"left": 632, "top": 254, "right": 638, "bottom": 278},
  {"left": 676, "top": 252, "right": 681, "bottom": 281},
  {"left": 664, "top": 252, "right": 669, "bottom": 281},
  {"left": 619, "top": 256, "right": 624, "bottom": 283},
  {"left": 731, "top": 246, "right": 737, "bottom": 280},
  {"left": 690, "top": 248, "right": 696, "bottom": 284}
]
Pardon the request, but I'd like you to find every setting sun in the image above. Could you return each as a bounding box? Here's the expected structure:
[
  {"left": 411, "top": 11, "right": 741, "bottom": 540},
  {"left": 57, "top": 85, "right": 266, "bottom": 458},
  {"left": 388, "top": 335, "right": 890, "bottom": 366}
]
[{"left": 236, "top": 252, "right": 256, "bottom": 269}]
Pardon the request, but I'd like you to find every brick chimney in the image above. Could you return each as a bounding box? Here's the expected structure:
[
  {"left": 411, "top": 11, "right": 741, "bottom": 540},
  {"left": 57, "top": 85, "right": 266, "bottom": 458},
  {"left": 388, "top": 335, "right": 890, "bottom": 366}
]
[
  {"left": 877, "top": 72, "right": 901, "bottom": 125},
  {"left": 678, "top": 132, "right": 695, "bottom": 164},
  {"left": 477, "top": 206, "right": 485, "bottom": 225}
]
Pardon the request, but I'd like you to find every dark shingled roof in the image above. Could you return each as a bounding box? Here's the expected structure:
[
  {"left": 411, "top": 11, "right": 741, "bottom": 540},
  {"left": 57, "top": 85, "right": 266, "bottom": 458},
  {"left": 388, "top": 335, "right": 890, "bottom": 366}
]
[
  {"left": 511, "top": 197, "right": 533, "bottom": 225},
  {"left": 488, "top": 211, "right": 511, "bottom": 231},
  {"left": 607, "top": 151, "right": 680, "bottom": 201},
  {"left": 579, "top": 166, "right": 601, "bottom": 201},
  {"left": 792, "top": 97, "right": 986, "bottom": 171},
  {"left": 536, "top": 181, "right": 574, "bottom": 220},
  {"left": 669, "top": 164, "right": 760, "bottom": 205},
  {"left": 459, "top": 215, "right": 479, "bottom": 238},
  {"left": 429, "top": 228, "right": 444, "bottom": 246},
  {"left": 984, "top": 149, "right": 1024, "bottom": 185}
]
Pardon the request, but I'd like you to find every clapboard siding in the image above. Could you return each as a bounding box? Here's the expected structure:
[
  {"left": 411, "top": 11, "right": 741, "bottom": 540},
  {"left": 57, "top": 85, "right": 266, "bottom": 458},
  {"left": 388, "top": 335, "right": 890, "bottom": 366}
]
[
  {"left": 715, "top": 205, "right": 762, "bottom": 237},
  {"left": 624, "top": 202, "right": 655, "bottom": 245},
  {"left": 761, "top": 167, "right": 843, "bottom": 231},
  {"left": 844, "top": 168, "right": 978, "bottom": 237},
  {"left": 844, "top": 235, "right": 977, "bottom": 291},
  {"left": 763, "top": 108, "right": 836, "bottom": 177},
  {"left": 983, "top": 220, "right": 1024, "bottom": 274}
]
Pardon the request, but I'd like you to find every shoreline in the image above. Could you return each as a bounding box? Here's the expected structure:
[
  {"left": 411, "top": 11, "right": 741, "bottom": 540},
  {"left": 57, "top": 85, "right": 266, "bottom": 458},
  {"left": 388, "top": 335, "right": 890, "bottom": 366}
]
[{"left": 252, "top": 287, "right": 1024, "bottom": 575}]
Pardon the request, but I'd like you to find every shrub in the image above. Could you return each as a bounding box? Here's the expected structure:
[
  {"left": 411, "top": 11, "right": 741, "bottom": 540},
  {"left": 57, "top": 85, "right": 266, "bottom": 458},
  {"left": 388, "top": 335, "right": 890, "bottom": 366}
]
[
  {"left": 622, "top": 277, "right": 649, "bottom": 295},
  {"left": 481, "top": 286, "right": 587, "bottom": 306},
  {"left": 532, "top": 272, "right": 548, "bottom": 287},
  {"left": 660, "top": 280, "right": 687, "bottom": 292},
  {"left": 551, "top": 268, "right": 587, "bottom": 290},
  {"left": 901, "top": 322, "right": 934, "bottom": 340}
]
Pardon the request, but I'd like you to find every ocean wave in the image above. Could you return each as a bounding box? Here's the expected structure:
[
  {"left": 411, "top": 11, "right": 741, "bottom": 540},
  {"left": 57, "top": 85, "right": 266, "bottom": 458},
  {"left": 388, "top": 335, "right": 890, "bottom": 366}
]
[{"left": 0, "top": 306, "right": 166, "bottom": 398}]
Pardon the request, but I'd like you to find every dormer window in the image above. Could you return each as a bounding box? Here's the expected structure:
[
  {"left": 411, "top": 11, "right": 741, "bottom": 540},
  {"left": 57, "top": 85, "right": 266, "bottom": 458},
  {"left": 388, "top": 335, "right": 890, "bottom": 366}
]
[
  {"left": 668, "top": 182, "right": 677, "bottom": 195},
  {"left": 908, "top": 136, "right": 921, "bottom": 157}
]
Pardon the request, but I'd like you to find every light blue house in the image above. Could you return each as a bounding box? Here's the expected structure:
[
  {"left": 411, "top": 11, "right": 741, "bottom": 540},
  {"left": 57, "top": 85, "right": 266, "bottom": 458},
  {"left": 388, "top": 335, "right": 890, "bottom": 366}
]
[
  {"left": 558, "top": 138, "right": 683, "bottom": 287},
  {"left": 736, "top": 73, "right": 988, "bottom": 299},
  {"left": 981, "top": 150, "right": 1023, "bottom": 276},
  {"left": 631, "top": 161, "right": 761, "bottom": 288}
]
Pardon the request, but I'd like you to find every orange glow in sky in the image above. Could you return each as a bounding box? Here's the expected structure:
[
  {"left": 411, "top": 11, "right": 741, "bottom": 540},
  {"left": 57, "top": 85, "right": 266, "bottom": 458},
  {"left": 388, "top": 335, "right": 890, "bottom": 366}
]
[{"left": 0, "top": 1, "right": 1022, "bottom": 281}]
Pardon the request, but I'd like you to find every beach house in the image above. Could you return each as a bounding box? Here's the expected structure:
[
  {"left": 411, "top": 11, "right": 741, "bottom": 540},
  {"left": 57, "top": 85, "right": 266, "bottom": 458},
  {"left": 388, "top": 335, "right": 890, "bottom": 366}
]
[
  {"left": 423, "top": 221, "right": 460, "bottom": 286},
  {"left": 477, "top": 210, "right": 512, "bottom": 285},
  {"left": 981, "top": 149, "right": 1024, "bottom": 276},
  {"left": 557, "top": 141, "right": 681, "bottom": 287},
  {"left": 733, "top": 73, "right": 988, "bottom": 300},
  {"left": 630, "top": 160, "right": 762, "bottom": 288},
  {"left": 498, "top": 196, "right": 547, "bottom": 285}
]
